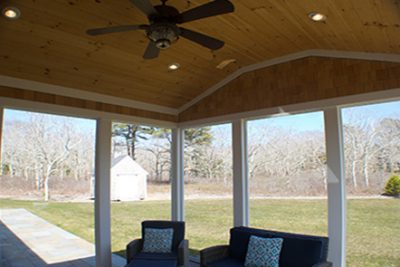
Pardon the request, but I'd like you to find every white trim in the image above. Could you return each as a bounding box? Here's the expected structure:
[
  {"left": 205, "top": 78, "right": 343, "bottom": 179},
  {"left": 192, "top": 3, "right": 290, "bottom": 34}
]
[
  {"left": 178, "top": 87, "right": 400, "bottom": 128},
  {"left": 324, "top": 107, "right": 347, "bottom": 267},
  {"left": 232, "top": 119, "right": 249, "bottom": 227},
  {"left": 178, "top": 50, "right": 400, "bottom": 113},
  {"left": 0, "top": 96, "right": 177, "bottom": 128},
  {"left": 0, "top": 75, "right": 178, "bottom": 115}
]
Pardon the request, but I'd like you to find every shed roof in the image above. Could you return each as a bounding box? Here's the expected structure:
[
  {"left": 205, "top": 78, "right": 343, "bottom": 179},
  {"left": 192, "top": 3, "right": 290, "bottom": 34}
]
[{"left": 111, "top": 155, "right": 148, "bottom": 176}]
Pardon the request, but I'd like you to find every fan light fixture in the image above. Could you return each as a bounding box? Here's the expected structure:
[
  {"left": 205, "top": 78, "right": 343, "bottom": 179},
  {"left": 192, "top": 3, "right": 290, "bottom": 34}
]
[
  {"left": 168, "top": 63, "right": 180, "bottom": 70},
  {"left": 86, "top": 0, "right": 234, "bottom": 59},
  {"left": 2, "top": 6, "right": 20, "bottom": 19},
  {"left": 308, "top": 12, "right": 326, "bottom": 22},
  {"left": 147, "top": 24, "right": 179, "bottom": 49}
]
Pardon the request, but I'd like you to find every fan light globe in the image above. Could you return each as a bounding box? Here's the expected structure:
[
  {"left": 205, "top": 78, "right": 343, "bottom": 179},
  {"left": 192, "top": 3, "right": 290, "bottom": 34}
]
[{"left": 156, "top": 39, "right": 171, "bottom": 49}]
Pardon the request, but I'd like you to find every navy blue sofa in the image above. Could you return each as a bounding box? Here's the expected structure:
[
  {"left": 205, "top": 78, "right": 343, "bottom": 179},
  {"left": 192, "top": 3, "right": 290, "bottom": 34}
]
[
  {"left": 200, "top": 227, "right": 332, "bottom": 267},
  {"left": 125, "top": 220, "right": 189, "bottom": 267}
]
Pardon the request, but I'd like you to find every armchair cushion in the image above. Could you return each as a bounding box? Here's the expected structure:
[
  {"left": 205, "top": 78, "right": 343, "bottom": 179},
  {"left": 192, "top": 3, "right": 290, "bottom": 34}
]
[
  {"left": 207, "top": 258, "right": 243, "bottom": 267},
  {"left": 134, "top": 252, "right": 178, "bottom": 260},
  {"left": 128, "top": 252, "right": 178, "bottom": 267},
  {"left": 142, "top": 228, "right": 174, "bottom": 253},
  {"left": 126, "top": 259, "right": 177, "bottom": 267}
]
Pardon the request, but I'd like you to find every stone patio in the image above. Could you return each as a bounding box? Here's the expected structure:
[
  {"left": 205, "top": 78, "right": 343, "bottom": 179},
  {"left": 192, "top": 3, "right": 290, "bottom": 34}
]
[{"left": 0, "top": 209, "right": 125, "bottom": 267}]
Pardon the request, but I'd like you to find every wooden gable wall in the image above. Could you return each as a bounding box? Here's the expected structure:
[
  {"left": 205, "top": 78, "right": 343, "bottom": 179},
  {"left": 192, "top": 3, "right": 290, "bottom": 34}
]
[
  {"left": 179, "top": 57, "right": 400, "bottom": 122},
  {"left": 0, "top": 86, "right": 178, "bottom": 122}
]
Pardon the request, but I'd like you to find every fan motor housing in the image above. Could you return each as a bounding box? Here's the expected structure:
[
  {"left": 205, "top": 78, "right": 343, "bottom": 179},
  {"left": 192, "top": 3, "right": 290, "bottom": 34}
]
[{"left": 152, "top": 4, "right": 180, "bottom": 22}]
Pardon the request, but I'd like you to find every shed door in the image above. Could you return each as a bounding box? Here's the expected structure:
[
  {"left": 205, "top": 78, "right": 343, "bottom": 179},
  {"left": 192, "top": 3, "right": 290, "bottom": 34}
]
[{"left": 114, "top": 174, "right": 141, "bottom": 201}]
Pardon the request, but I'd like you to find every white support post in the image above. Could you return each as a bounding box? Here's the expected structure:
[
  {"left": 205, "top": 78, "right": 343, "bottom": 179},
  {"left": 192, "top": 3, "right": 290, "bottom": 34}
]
[
  {"left": 0, "top": 107, "right": 3, "bottom": 175},
  {"left": 95, "top": 118, "right": 112, "bottom": 267},
  {"left": 171, "top": 128, "right": 185, "bottom": 221},
  {"left": 324, "top": 107, "right": 346, "bottom": 267},
  {"left": 232, "top": 119, "right": 249, "bottom": 227},
  {"left": 0, "top": 106, "right": 4, "bottom": 175}
]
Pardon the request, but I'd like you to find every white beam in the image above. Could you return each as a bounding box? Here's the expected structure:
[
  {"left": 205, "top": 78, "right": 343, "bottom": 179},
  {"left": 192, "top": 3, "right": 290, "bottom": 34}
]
[
  {"left": 232, "top": 120, "right": 249, "bottom": 227},
  {"left": 171, "top": 128, "right": 185, "bottom": 221},
  {"left": 95, "top": 118, "right": 112, "bottom": 267},
  {"left": 324, "top": 107, "right": 346, "bottom": 267}
]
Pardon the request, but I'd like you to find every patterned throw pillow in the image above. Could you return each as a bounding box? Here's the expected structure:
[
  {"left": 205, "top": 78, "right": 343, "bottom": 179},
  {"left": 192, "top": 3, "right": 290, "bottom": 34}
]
[
  {"left": 142, "top": 228, "right": 174, "bottom": 253},
  {"left": 244, "top": 235, "right": 283, "bottom": 267}
]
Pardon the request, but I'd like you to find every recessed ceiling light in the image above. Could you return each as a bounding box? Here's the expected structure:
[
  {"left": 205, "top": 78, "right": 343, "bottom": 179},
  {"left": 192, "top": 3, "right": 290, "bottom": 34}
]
[
  {"left": 308, "top": 12, "right": 326, "bottom": 22},
  {"left": 2, "top": 6, "right": 20, "bottom": 20},
  {"left": 168, "top": 63, "right": 180, "bottom": 70}
]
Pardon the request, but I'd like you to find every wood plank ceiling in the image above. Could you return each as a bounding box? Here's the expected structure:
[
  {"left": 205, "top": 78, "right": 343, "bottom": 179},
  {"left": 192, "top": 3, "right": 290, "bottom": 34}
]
[{"left": 0, "top": 0, "right": 399, "bottom": 109}]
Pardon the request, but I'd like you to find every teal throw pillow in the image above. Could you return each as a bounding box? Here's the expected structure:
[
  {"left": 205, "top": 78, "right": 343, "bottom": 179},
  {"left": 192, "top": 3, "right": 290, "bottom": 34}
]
[
  {"left": 244, "top": 235, "right": 283, "bottom": 267},
  {"left": 142, "top": 228, "right": 174, "bottom": 253}
]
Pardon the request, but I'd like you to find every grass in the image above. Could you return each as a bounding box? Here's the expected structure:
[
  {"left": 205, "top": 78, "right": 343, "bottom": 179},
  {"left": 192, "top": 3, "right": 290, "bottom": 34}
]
[{"left": 0, "top": 198, "right": 399, "bottom": 266}]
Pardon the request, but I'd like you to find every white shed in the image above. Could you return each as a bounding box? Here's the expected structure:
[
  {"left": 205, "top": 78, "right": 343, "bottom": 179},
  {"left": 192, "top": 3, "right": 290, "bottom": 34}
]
[{"left": 110, "top": 155, "right": 148, "bottom": 201}]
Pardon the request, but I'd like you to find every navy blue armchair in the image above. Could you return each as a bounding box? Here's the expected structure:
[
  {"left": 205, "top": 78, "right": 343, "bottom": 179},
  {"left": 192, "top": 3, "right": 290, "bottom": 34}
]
[
  {"left": 125, "top": 220, "right": 189, "bottom": 267},
  {"left": 200, "top": 227, "right": 332, "bottom": 267}
]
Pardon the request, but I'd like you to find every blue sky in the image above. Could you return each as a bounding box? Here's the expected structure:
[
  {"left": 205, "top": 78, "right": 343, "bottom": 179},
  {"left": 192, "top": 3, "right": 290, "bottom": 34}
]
[
  {"left": 4, "top": 100, "right": 400, "bottom": 135},
  {"left": 248, "top": 100, "right": 400, "bottom": 132},
  {"left": 4, "top": 109, "right": 96, "bottom": 133}
]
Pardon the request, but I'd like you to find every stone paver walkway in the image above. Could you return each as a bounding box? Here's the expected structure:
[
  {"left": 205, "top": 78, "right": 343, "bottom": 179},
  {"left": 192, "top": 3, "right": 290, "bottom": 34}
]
[{"left": 0, "top": 209, "right": 125, "bottom": 267}]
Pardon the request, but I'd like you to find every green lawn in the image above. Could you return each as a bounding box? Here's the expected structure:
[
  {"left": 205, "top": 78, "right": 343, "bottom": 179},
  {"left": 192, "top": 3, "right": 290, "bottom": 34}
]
[{"left": 0, "top": 198, "right": 399, "bottom": 266}]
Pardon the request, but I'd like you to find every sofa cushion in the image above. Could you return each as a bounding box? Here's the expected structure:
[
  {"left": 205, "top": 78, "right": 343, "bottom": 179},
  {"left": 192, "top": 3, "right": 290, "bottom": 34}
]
[
  {"left": 142, "top": 228, "right": 173, "bottom": 253},
  {"left": 229, "top": 227, "right": 328, "bottom": 267},
  {"left": 244, "top": 235, "right": 283, "bottom": 267},
  {"left": 207, "top": 258, "right": 243, "bottom": 267}
]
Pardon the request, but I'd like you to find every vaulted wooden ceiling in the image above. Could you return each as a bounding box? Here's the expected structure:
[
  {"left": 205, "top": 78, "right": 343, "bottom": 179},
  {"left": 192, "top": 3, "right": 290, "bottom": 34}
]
[{"left": 1, "top": 0, "right": 399, "bottom": 109}]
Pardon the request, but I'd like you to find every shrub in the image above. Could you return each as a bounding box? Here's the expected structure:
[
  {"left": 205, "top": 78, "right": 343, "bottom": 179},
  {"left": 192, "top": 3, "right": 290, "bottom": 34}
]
[{"left": 384, "top": 175, "right": 400, "bottom": 197}]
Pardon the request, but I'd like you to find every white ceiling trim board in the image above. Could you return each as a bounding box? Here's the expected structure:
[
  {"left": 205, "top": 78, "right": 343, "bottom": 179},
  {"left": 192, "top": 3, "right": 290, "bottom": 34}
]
[
  {"left": 178, "top": 49, "right": 400, "bottom": 113},
  {"left": 0, "top": 75, "right": 179, "bottom": 115}
]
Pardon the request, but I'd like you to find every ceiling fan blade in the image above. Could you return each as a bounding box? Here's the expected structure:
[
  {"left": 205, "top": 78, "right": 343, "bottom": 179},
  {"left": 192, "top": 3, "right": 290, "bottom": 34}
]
[
  {"left": 86, "top": 25, "right": 148, "bottom": 36},
  {"left": 179, "top": 27, "right": 224, "bottom": 50},
  {"left": 179, "top": 0, "right": 234, "bottom": 24},
  {"left": 130, "top": 0, "right": 158, "bottom": 16},
  {"left": 143, "top": 41, "right": 160, "bottom": 59}
]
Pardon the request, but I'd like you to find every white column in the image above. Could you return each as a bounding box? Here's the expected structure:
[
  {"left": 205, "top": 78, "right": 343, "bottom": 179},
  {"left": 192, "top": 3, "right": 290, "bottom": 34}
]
[
  {"left": 232, "top": 119, "right": 249, "bottom": 227},
  {"left": 0, "top": 107, "right": 3, "bottom": 175},
  {"left": 95, "top": 118, "right": 112, "bottom": 267},
  {"left": 171, "top": 128, "right": 185, "bottom": 221},
  {"left": 324, "top": 107, "right": 346, "bottom": 267}
]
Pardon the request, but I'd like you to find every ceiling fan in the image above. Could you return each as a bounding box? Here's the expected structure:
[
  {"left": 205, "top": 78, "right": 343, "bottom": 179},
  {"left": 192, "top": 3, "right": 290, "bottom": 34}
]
[{"left": 86, "top": 0, "right": 234, "bottom": 59}]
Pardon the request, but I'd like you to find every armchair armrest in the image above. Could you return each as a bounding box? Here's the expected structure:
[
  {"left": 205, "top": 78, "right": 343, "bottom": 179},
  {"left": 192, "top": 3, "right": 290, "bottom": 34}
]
[
  {"left": 200, "top": 245, "right": 229, "bottom": 267},
  {"left": 178, "top": 239, "right": 189, "bottom": 267},
  {"left": 311, "top": 261, "right": 333, "bottom": 267},
  {"left": 126, "top": 239, "right": 142, "bottom": 264}
]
